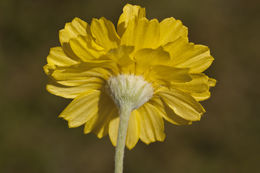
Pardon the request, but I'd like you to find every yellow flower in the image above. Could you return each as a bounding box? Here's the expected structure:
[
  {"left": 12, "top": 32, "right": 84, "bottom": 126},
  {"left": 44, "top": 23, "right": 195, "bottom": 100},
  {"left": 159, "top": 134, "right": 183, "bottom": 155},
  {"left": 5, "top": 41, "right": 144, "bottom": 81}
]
[{"left": 44, "top": 4, "right": 216, "bottom": 150}]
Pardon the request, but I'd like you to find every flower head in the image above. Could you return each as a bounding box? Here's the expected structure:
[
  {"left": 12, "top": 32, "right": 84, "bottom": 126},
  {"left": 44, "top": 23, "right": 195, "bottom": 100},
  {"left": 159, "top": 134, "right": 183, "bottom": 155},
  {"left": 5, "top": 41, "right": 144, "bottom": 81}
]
[{"left": 44, "top": 4, "right": 216, "bottom": 149}]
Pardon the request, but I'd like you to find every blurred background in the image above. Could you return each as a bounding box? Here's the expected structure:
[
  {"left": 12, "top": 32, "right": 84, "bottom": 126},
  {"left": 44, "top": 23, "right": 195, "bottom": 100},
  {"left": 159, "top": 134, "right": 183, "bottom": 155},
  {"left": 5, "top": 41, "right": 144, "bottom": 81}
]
[{"left": 0, "top": 0, "right": 259, "bottom": 172}]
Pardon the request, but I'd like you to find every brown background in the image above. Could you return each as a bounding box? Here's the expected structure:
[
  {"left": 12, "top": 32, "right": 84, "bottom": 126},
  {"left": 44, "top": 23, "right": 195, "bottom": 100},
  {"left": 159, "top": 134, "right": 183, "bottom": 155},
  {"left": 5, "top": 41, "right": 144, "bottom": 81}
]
[{"left": 1, "top": 0, "right": 259, "bottom": 172}]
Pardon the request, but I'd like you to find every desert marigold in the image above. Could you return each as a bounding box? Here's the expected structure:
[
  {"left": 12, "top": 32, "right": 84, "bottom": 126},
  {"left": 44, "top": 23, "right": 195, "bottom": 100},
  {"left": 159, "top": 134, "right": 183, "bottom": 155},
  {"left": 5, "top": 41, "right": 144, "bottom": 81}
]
[{"left": 44, "top": 4, "right": 216, "bottom": 150}]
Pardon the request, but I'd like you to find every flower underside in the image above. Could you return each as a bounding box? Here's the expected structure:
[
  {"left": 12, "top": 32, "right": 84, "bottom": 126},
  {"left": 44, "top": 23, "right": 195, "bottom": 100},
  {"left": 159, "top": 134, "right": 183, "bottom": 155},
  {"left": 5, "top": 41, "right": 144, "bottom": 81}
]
[
  {"left": 107, "top": 74, "right": 153, "bottom": 111},
  {"left": 44, "top": 4, "right": 216, "bottom": 149}
]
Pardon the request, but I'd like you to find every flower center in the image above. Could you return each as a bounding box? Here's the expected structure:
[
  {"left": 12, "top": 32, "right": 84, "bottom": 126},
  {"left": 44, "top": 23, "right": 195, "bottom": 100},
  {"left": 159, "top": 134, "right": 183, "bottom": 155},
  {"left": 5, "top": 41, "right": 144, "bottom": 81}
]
[{"left": 106, "top": 74, "right": 153, "bottom": 111}]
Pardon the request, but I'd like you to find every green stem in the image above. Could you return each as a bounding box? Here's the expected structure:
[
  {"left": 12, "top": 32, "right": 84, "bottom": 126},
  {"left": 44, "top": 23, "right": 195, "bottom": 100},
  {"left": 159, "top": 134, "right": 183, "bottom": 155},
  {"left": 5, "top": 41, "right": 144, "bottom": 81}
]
[{"left": 114, "top": 105, "right": 132, "bottom": 173}]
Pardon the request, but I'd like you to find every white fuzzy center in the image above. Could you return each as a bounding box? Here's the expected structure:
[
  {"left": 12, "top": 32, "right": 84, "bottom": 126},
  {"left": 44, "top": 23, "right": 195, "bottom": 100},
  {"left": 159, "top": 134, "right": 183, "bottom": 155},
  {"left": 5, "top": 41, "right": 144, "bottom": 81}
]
[{"left": 107, "top": 74, "right": 154, "bottom": 110}]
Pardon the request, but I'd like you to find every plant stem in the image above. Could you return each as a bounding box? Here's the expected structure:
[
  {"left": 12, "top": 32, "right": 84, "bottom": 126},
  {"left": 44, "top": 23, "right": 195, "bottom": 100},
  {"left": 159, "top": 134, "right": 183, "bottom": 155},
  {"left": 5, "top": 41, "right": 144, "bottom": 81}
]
[{"left": 114, "top": 105, "right": 132, "bottom": 173}]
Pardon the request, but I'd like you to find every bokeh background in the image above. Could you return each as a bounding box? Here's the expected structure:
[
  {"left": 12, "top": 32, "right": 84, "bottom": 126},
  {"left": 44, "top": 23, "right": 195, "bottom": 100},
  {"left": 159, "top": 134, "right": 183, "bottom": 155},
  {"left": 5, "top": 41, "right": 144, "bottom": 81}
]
[{"left": 1, "top": 0, "right": 259, "bottom": 172}]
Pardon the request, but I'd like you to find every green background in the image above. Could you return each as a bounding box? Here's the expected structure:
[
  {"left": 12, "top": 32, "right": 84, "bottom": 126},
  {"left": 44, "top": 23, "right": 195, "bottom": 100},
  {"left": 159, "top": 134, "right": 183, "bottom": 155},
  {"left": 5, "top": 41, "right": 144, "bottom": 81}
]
[{"left": 1, "top": 0, "right": 259, "bottom": 172}]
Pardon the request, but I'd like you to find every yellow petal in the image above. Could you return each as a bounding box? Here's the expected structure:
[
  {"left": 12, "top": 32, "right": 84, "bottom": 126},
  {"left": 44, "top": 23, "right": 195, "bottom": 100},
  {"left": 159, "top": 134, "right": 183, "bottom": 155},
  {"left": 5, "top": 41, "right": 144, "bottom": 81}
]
[
  {"left": 158, "top": 87, "right": 205, "bottom": 121},
  {"left": 58, "top": 18, "right": 97, "bottom": 62},
  {"left": 108, "top": 117, "right": 119, "bottom": 147},
  {"left": 208, "top": 78, "right": 217, "bottom": 87},
  {"left": 59, "top": 17, "right": 90, "bottom": 45},
  {"left": 69, "top": 35, "right": 105, "bottom": 61},
  {"left": 51, "top": 65, "right": 112, "bottom": 81},
  {"left": 172, "top": 74, "right": 209, "bottom": 93},
  {"left": 104, "top": 46, "right": 134, "bottom": 63},
  {"left": 43, "top": 64, "right": 55, "bottom": 76},
  {"left": 56, "top": 76, "right": 104, "bottom": 87},
  {"left": 84, "top": 92, "right": 117, "bottom": 138},
  {"left": 117, "top": 4, "right": 146, "bottom": 36},
  {"left": 61, "top": 43, "right": 81, "bottom": 62},
  {"left": 150, "top": 65, "right": 192, "bottom": 83},
  {"left": 47, "top": 47, "right": 78, "bottom": 67},
  {"left": 91, "top": 17, "right": 120, "bottom": 50},
  {"left": 59, "top": 90, "right": 100, "bottom": 127},
  {"left": 173, "top": 74, "right": 207, "bottom": 100},
  {"left": 137, "top": 103, "right": 165, "bottom": 144},
  {"left": 163, "top": 37, "right": 188, "bottom": 59},
  {"left": 126, "top": 110, "right": 140, "bottom": 150},
  {"left": 191, "top": 91, "right": 211, "bottom": 101},
  {"left": 47, "top": 79, "right": 103, "bottom": 99},
  {"left": 160, "top": 17, "right": 188, "bottom": 45},
  {"left": 172, "top": 74, "right": 216, "bottom": 101},
  {"left": 164, "top": 37, "right": 214, "bottom": 73},
  {"left": 134, "top": 48, "right": 171, "bottom": 75},
  {"left": 108, "top": 110, "right": 140, "bottom": 150},
  {"left": 101, "top": 46, "right": 135, "bottom": 74},
  {"left": 135, "top": 48, "right": 170, "bottom": 66},
  {"left": 121, "top": 18, "right": 160, "bottom": 51},
  {"left": 149, "top": 96, "right": 191, "bottom": 125},
  {"left": 192, "top": 77, "right": 216, "bottom": 101}
]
